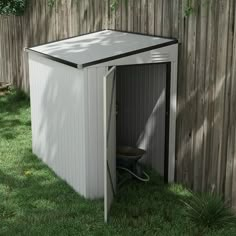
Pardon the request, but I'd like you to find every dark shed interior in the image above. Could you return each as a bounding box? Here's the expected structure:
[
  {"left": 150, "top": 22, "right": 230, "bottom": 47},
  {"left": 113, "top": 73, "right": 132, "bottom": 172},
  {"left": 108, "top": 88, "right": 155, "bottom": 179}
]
[{"left": 116, "top": 63, "right": 167, "bottom": 176}]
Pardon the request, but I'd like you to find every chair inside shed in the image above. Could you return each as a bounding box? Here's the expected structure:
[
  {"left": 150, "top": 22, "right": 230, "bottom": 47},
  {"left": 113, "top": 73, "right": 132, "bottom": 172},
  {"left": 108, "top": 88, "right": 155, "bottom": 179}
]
[{"left": 115, "top": 63, "right": 167, "bottom": 183}]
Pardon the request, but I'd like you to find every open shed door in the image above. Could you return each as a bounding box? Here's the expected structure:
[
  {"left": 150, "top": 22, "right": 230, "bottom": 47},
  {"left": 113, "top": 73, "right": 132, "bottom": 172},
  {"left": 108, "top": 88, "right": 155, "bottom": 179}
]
[{"left": 104, "top": 66, "right": 116, "bottom": 223}]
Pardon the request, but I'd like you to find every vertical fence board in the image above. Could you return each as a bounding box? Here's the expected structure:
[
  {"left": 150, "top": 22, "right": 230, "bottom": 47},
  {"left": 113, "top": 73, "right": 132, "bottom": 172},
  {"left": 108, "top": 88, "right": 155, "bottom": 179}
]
[
  {"left": 121, "top": 0, "right": 128, "bottom": 31},
  {"left": 203, "top": 0, "right": 218, "bottom": 192},
  {"left": 162, "top": 0, "right": 172, "bottom": 37},
  {"left": 154, "top": 0, "right": 163, "bottom": 35},
  {"left": 127, "top": 0, "right": 134, "bottom": 32},
  {"left": 225, "top": 0, "right": 236, "bottom": 207},
  {"left": 115, "top": 0, "right": 122, "bottom": 30},
  {"left": 212, "top": 0, "right": 229, "bottom": 194},
  {"left": 147, "top": 0, "right": 154, "bottom": 35},
  {"left": 133, "top": 0, "right": 141, "bottom": 33},
  {"left": 193, "top": 2, "right": 207, "bottom": 192},
  {"left": 140, "top": 0, "right": 148, "bottom": 34}
]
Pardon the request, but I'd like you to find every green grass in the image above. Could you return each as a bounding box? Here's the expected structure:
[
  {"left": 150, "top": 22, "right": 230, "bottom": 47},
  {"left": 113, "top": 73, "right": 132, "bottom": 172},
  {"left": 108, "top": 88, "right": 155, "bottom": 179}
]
[{"left": 0, "top": 89, "right": 235, "bottom": 236}]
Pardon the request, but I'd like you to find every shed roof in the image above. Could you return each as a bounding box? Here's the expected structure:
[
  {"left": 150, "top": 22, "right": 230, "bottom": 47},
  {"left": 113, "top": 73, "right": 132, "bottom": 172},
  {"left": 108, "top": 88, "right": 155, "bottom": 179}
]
[{"left": 26, "top": 30, "right": 178, "bottom": 68}]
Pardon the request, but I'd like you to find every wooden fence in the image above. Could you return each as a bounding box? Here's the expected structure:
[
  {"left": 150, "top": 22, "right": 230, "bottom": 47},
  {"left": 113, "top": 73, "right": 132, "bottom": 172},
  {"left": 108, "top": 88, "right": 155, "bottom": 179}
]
[{"left": 0, "top": 0, "right": 236, "bottom": 208}]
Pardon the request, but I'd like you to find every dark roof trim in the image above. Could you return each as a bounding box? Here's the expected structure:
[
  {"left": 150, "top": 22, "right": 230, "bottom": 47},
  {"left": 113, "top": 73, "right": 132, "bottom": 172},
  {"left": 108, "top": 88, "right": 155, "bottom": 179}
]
[
  {"left": 25, "top": 48, "right": 78, "bottom": 69},
  {"left": 82, "top": 39, "right": 178, "bottom": 68}
]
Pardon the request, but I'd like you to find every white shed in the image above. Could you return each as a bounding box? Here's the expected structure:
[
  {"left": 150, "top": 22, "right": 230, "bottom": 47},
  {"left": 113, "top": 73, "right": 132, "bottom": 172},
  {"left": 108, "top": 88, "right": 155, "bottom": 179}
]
[{"left": 26, "top": 29, "right": 178, "bottom": 221}]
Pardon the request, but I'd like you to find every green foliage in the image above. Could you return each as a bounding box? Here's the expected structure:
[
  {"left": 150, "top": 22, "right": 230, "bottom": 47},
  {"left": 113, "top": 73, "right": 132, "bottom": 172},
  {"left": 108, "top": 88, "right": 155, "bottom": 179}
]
[
  {"left": 184, "top": 0, "right": 194, "bottom": 16},
  {"left": 183, "top": 192, "right": 236, "bottom": 229},
  {"left": 48, "top": 0, "right": 56, "bottom": 8},
  {"left": 110, "top": 0, "right": 128, "bottom": 12},
  {"left": 8, "top": 87, "right": 29, "bottom": 102},
  {"left": 184, "top": 0, "right": 211, "bottom": 17},
  {"left": 0, "top": 0, "right": 28, "bottom": 15},
  {"left": 109, "top": 0, "right": 209, "bottom": 17},
  {"left": 110, "top": 0, "right": 119, "bottom": 12},
  {"left": 184, "top": 5, "right": 194, "bottom": 17}
]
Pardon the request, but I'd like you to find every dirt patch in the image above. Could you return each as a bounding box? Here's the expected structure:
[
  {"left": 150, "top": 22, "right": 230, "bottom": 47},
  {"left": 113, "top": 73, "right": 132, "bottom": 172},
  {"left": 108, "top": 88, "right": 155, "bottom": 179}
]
[
  {"left": 0, "top": 91, "right": 9, "bottom": 96},
  {"left": 0, "top": 82, "right": 11, "bottom": 96}
]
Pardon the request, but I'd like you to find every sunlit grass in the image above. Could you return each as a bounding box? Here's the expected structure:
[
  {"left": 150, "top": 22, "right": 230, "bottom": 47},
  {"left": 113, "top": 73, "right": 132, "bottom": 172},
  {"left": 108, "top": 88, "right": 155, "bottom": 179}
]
[{"left": 0, "top": 89, "right": 235, "bottom": 236}]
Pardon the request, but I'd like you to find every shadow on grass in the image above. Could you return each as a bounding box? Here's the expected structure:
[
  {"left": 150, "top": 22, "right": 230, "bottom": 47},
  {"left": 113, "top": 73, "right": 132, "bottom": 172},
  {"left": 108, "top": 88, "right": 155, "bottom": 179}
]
[
  {"left": 108, "top": 170, "right": 194, "bottom": 235},
  {"left": 0, "top": 148, "right": 104, "bottom": 235},
  {"left": 0, "top": 150, "right": 193, "bottom": 235},
  {"left": 0, "top": 89, "right": 30, "bottom": 113},
  {"left": 0, "top": 89, "right": 30, "bottom": 140},
  {"left": 0, "top": 118, "right": 24, "bottom": 140}
]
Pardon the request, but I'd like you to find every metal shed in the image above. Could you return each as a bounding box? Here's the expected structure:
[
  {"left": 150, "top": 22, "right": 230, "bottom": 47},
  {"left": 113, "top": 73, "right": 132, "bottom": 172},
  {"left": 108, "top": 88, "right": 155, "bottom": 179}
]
[{"left": 26, "top": 29, "right": 178, "bottom": 221}]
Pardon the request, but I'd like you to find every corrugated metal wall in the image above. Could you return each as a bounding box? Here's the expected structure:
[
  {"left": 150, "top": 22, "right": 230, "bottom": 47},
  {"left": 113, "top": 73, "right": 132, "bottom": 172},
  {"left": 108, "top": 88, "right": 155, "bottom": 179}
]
[
  {"left": 116, "top": 64, "right": 166, "bottom": 176},
  {"left": 85, "top": 66, "right": 108, "bottom": 199},
  {"left": 29, "top": 54, "right": 87, "bottom": 197}
]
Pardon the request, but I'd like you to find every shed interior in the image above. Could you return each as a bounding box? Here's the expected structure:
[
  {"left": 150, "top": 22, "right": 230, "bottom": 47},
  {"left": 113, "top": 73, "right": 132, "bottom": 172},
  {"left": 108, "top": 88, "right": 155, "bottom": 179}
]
[{"left": 115, "top": 63, "right": 167, "bottom": 179}]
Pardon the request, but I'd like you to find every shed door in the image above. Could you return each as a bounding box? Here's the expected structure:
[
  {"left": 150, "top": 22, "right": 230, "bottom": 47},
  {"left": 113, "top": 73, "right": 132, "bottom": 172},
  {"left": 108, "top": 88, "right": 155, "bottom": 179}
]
[{"left": 104, "top": 66, "right": 116, "bottom": 223}]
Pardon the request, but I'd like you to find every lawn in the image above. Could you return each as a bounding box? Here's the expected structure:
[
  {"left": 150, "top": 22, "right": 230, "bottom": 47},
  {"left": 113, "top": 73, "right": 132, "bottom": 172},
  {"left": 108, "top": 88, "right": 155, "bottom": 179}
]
[{"left": 0, "top": 90, "right": 235, "bottom": 236}]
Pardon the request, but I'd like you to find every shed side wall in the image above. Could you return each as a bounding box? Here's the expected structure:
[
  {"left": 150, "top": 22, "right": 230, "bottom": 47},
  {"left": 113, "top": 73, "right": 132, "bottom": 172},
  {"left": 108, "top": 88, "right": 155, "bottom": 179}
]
[{"left": 29, "top": 54, "right": 87, "bottom": 196}]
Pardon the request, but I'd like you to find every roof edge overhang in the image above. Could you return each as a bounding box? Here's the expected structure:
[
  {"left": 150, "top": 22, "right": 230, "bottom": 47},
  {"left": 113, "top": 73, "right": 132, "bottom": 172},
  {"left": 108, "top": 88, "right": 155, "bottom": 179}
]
[
  {"left": 25, "top": 29, "right": 178, "bottom": 69},
  {"left": 25, "top": 48, "right": 78, "bottom": 68}
]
